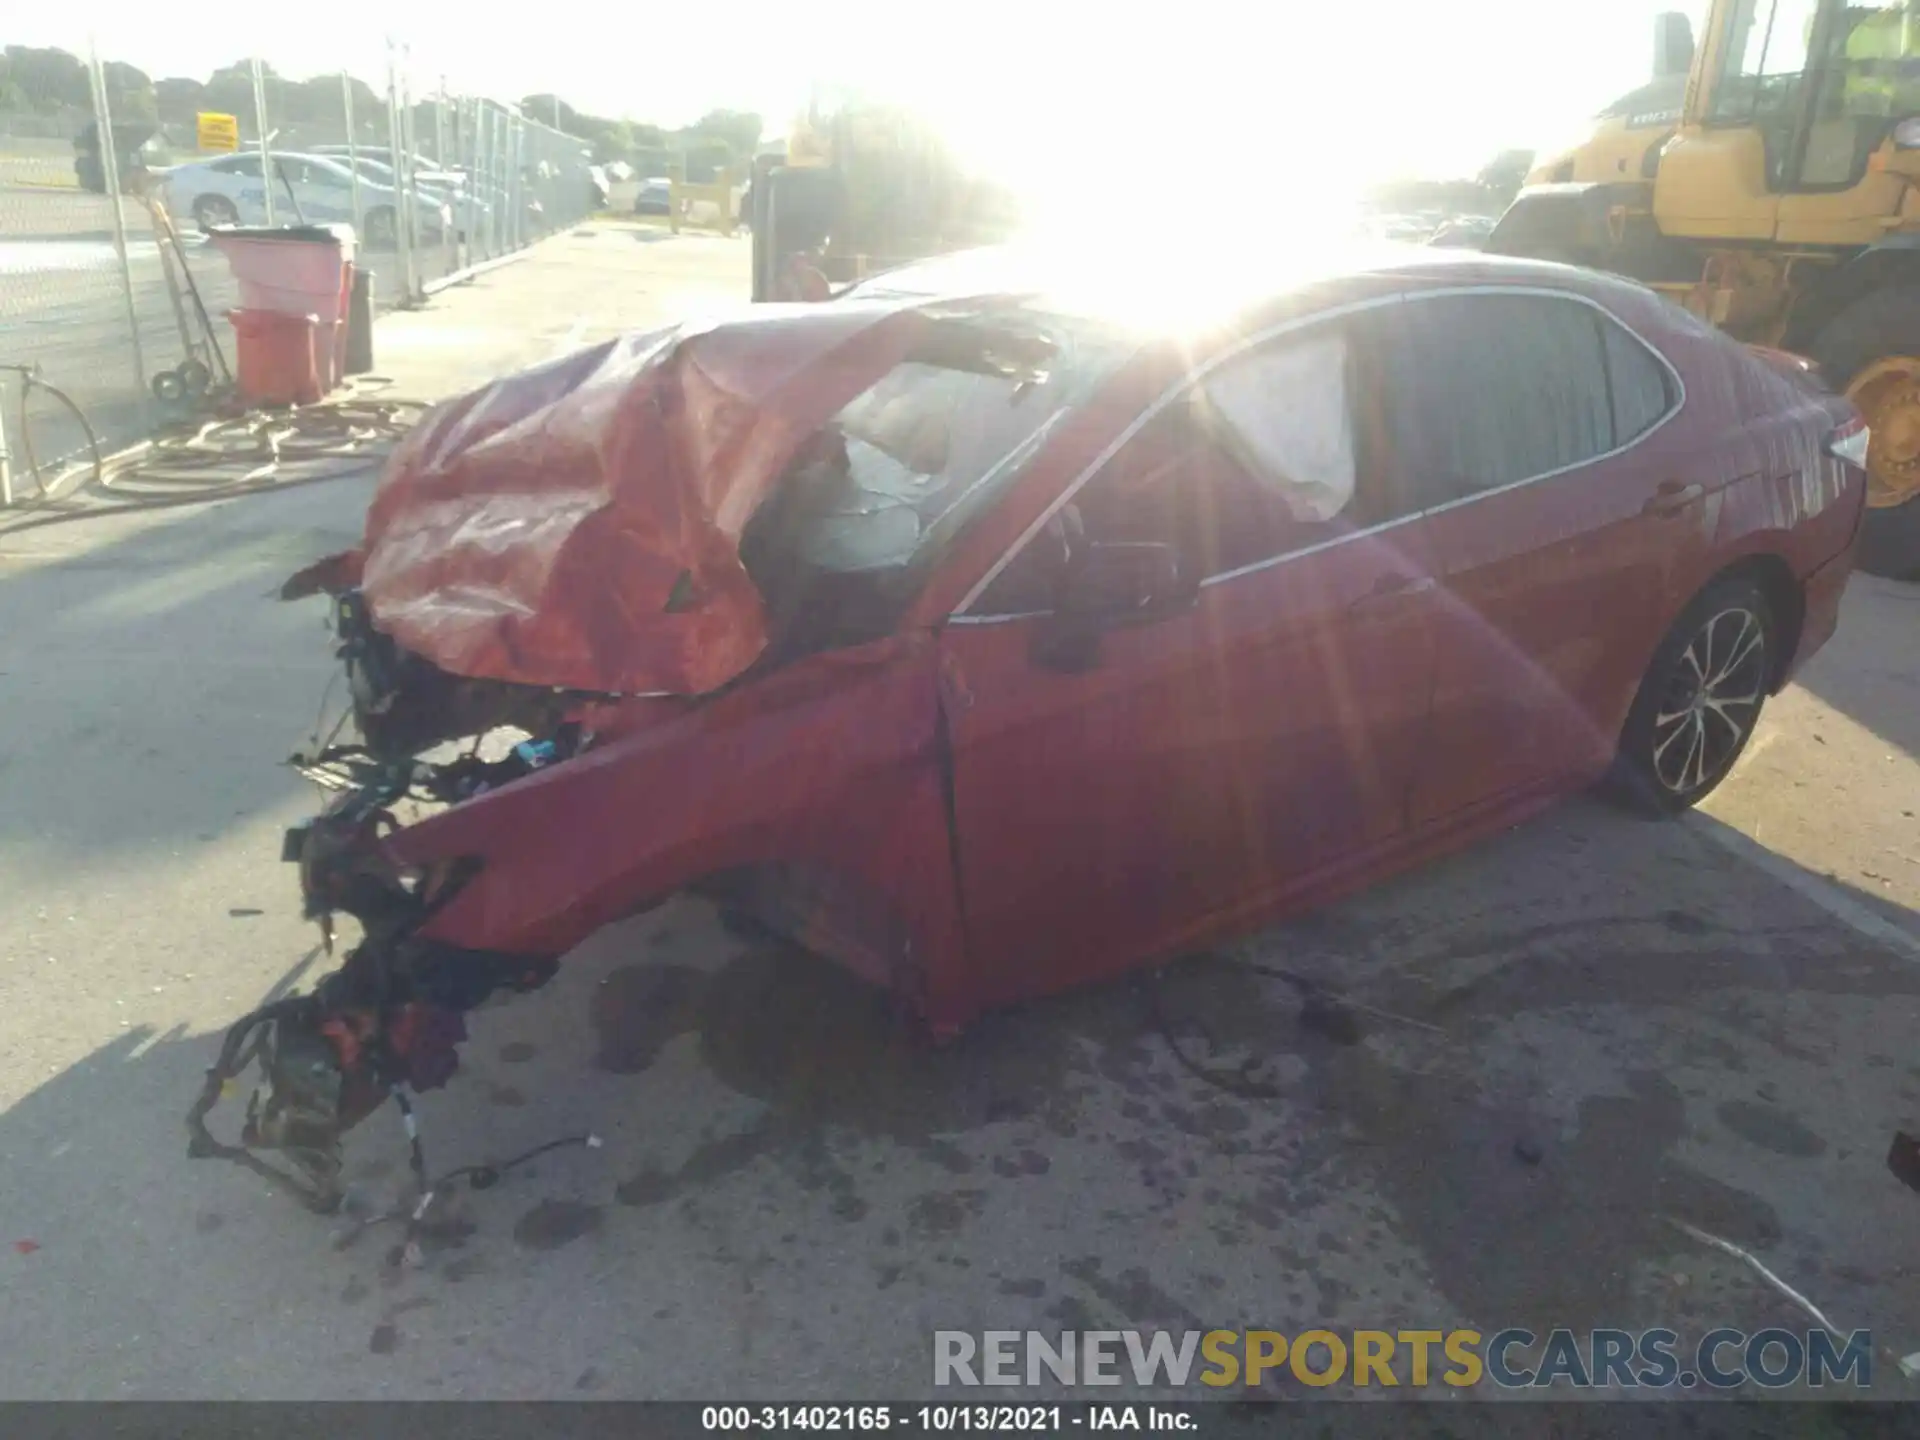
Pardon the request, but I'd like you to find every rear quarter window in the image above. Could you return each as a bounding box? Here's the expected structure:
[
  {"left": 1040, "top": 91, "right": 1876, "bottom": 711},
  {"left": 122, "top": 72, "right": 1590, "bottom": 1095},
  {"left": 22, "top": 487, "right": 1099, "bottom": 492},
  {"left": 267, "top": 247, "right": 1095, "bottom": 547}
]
[{"left": 1602, "top": 316, "right": 1678, "bottom": 443}]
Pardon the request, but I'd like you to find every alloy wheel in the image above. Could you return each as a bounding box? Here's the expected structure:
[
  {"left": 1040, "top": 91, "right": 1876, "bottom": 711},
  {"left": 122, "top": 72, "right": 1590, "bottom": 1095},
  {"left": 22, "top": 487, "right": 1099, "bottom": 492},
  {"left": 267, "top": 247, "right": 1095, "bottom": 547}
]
[{"left": 1650, "top": 605, "right": 1768, "bottom": 795}]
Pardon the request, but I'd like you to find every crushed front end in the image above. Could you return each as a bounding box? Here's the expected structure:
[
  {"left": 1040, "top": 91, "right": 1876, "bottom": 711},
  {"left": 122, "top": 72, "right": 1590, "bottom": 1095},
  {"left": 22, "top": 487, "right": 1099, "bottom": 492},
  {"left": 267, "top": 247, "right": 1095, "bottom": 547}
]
[
  {"left": 186, "top": 591, "right": 589, "bottom": 1211},
  {"left": 186, "top": 301, "right": 1005, "bottom": 1212}
]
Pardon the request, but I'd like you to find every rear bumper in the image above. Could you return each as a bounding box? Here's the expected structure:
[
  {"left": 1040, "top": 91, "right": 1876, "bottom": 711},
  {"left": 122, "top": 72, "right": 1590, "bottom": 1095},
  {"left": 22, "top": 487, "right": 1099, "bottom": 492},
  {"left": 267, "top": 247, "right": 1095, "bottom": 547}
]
[{"left": 1782, "top": 544, "right": 1854, "bottom": 685}]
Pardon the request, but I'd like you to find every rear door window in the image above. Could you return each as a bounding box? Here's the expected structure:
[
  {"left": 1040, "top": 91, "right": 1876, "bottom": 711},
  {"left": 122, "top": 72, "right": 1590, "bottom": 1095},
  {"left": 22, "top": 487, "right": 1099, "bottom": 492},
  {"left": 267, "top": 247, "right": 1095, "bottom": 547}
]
[
  {"left": 1391, "top": 294, "right": 1613, "bottom": 500},
  {"left": 1381, "top": 292, "right": 1672, "bottom": 507}
]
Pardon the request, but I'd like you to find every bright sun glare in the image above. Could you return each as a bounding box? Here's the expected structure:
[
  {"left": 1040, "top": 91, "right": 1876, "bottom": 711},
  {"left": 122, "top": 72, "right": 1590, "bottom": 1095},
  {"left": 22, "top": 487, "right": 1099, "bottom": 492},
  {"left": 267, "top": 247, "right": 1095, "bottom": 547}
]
[{"left": 24, "top": 0, "right": 1697, "bottom": 207}]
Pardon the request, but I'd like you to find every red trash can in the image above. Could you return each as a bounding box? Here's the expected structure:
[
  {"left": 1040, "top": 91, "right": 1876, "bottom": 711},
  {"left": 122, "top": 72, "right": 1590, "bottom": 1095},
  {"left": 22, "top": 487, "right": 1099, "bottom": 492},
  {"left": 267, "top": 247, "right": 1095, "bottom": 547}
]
[
  {"left": 208, "top": 225, "right": 355, "bottom": 391},
  {"left": 229, "top": 309, "right": 322, "bottom": 406}
]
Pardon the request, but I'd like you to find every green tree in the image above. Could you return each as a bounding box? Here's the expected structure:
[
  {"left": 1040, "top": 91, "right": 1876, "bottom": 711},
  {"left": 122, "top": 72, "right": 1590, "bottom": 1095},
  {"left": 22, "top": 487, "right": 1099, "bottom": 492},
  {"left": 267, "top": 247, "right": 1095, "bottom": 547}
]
[
  {"left": 2, "top": 45, "right": 89, "bottom": 112},
  {"left": 591, "top": 119, "right": 635, "bottom": 165},
  {"left": 1477, "top": 149, "right": 1536, "bottom": 206},
  {"left": 683, "top": 108, "right": 761, "bottom": 158},
  {"left": 153, "top": 76, "right": 208, "bottom": 127},
  {"left": 521, "top": 93, "right": 572, "bottom": 131}
]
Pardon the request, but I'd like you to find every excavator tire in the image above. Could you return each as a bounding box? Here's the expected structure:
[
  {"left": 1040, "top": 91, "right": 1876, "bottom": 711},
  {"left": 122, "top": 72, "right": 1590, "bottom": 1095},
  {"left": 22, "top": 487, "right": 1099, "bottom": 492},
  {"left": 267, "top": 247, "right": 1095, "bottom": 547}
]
[{"left": 1810, "top": 285, "right": 1920, "bottom": 582}]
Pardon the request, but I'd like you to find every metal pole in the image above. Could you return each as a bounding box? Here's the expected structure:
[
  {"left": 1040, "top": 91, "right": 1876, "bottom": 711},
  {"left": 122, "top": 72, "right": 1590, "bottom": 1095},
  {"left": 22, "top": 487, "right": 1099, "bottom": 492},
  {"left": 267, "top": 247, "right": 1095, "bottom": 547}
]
[
  {"left": 251, "top": 57, "right": 274, "bottom": 225},
  {"left": 462, "top": 98, "right": 479, "bottom": 267},
  {"left": 473, "top": 99, "right": 488, "bottom": 261},
  {"left": 509, "top": 117, "right": 524, "bottom": 250},
  {"left": 490, "top": 108, "right": 505, "bottom": 256},
  {"left": 0, "top": 386, "right": 14, "bottom": 507},
  {"left": 342, "top": 72, "right": 364, "bottom": 240},
  {"left": 386, "top": 41, "right": 416, "bottom": 303},
  {"left": 552, "top": 95, "right": 561, "bottom": 130},
  {"left": 435, "top": 88, "right": 451, "bottom": 272},
  {"left": 398, "top": 51, "right": 416, "bottom": 267},
  {"left": 89, "top": 38, "right": 149, "bottom": 417},
  {"left": 397, "top": 61, "right": 416, "bottom": 284}
]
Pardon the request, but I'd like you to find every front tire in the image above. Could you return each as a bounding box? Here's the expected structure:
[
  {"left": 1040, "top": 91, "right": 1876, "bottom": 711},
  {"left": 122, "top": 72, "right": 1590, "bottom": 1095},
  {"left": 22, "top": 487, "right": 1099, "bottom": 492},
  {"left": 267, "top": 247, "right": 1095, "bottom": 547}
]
[
  {"left": 1606, "top": 576, "right": 1777, "bottom": 817},
  {"left": 1811, "top": 286, "right": 1920, "bottom": 581}
]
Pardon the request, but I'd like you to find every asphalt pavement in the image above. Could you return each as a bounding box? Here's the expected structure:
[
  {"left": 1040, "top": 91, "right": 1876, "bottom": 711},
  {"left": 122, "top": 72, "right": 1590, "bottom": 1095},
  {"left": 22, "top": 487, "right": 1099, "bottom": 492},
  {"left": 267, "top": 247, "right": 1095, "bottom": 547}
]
[{"left": 0, "top": 227, "right": 1917, "bottom": 1402}]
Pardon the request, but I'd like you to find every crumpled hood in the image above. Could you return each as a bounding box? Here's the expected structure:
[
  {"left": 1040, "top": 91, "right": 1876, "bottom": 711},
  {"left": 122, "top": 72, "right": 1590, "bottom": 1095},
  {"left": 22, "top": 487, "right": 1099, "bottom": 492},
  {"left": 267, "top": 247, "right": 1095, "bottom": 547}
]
[{"left": 309, "top": 301, "right": 938, "bottom": 695}]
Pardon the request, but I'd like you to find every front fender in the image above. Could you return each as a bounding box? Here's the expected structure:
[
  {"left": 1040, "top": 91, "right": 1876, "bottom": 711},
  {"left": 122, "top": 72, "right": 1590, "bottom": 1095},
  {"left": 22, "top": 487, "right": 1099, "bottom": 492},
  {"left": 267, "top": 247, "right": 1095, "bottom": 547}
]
[{"left": 384, "top": 633, "right": 964, "bottom": 1002}]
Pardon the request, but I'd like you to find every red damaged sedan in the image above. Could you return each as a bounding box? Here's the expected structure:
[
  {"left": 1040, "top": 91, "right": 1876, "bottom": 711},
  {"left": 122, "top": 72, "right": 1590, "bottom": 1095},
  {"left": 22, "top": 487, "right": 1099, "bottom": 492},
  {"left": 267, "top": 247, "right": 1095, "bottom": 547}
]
[{"left": 190, "top": 247, "right": 1867, "bottom": 1208}]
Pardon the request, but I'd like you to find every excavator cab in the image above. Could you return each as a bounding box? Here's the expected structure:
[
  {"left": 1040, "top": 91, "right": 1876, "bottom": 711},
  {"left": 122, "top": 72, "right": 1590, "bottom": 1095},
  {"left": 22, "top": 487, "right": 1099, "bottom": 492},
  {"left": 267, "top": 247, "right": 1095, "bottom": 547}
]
[
  {"left": 1491, "top": 0, "right": 1920, "bottom": 577},
  {"left": 1656, "top": 0, "right": 1920, "bottom": 243}
]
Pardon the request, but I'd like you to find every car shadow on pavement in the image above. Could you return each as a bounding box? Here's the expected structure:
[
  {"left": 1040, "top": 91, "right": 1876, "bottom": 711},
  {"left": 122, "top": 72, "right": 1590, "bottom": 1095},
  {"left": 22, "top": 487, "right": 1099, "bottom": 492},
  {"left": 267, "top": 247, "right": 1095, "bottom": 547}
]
[{"left": 3, "top": 794, "right": 1918, "bottom": 1399}]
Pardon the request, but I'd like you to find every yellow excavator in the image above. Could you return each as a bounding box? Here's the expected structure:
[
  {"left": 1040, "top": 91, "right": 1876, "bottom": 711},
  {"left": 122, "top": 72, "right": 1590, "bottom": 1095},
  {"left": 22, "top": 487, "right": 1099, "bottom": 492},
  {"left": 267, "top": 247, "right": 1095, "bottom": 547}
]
[
  {"left": 1523, "top": 13, "right": 1698, "bottom": 188},
  {"left": 1489, "top": 0, "right": 1920, "bottom": 579}
]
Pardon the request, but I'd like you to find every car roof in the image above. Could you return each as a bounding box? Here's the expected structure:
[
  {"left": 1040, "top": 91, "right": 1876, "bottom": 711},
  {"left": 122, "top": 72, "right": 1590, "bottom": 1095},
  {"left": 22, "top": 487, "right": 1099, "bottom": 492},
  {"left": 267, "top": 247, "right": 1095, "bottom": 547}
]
[{"left": 845, "top": 241, "right": 1667, "bottom": 334}]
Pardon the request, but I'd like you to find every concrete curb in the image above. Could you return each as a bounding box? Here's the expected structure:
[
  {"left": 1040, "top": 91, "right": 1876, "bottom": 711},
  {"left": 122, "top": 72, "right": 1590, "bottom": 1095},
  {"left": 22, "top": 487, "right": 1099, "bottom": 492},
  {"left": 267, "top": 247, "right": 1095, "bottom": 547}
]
[{"left": 421, "top": 243, "right": 539, "bottom": 298}]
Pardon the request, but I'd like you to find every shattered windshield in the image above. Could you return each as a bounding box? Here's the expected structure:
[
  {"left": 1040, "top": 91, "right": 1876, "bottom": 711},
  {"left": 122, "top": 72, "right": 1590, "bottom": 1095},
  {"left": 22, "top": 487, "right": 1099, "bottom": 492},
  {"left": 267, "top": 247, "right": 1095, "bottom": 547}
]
[{"left": 743, "top": 311, "right": 1130, "bottom": 610}]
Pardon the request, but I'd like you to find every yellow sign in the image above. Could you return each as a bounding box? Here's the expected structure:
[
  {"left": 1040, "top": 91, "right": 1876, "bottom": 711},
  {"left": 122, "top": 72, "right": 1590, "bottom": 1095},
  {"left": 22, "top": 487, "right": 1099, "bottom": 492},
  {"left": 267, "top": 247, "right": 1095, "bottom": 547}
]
[{"left": 196, "top": 112, "right": 240, "bottom": 153}]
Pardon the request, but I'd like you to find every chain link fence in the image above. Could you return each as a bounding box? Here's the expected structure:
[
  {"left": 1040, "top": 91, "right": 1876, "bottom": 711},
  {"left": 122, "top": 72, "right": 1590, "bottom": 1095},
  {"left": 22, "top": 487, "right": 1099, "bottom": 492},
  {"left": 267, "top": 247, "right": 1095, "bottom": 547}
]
[{"left": 1, "top": 41, "right": 598, "bottom": 504}]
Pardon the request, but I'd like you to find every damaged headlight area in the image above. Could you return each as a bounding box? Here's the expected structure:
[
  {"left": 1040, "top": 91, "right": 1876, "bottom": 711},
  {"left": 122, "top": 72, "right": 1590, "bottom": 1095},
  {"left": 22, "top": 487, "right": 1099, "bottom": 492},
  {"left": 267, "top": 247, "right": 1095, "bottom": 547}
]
[{"left": 187, "top": 590, "right": 593, "bottom": 1213}]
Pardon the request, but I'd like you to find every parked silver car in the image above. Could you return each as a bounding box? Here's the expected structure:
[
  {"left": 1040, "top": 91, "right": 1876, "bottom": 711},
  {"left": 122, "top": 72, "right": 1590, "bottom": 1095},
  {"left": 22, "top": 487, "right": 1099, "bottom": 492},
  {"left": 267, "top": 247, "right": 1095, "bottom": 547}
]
[{"left": 163, "top": 151, "right": 452, "bottom": 245}]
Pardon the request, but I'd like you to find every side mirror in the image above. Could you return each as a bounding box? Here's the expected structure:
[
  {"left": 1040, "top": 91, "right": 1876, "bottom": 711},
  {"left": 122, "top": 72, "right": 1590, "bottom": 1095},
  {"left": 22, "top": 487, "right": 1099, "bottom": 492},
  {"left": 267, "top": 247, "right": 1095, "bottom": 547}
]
[{"left": 1032, "top": 542, "right": 1191, "bottom": 672}]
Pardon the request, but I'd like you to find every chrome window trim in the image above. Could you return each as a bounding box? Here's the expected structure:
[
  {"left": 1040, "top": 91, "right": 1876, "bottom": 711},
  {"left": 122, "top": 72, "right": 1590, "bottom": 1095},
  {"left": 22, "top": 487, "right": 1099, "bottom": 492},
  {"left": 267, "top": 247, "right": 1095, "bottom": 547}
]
[{"left": 947, "top": 283, "right": 1687, "bottom": 622}]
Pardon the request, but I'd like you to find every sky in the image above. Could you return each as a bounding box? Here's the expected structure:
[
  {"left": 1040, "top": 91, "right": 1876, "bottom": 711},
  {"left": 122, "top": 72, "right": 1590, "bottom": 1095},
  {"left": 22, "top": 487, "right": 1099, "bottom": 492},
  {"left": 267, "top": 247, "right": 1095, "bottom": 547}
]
[{"left": 10, "top": 0, "right": 1713, "bottom": 199}]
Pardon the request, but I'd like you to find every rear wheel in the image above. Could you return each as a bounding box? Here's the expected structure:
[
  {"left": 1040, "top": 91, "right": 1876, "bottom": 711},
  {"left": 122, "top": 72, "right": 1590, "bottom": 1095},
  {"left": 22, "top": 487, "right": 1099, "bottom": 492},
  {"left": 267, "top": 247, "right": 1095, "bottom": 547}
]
[
  {"left": 1811, "top": 287, "right": 1920, "bottom": 581},
  {"left": 192, "top": 194, "right": 238, "bottom": 232},
  {"left": 1607, "top": 576, "right": 1776, "bottom": 816}
]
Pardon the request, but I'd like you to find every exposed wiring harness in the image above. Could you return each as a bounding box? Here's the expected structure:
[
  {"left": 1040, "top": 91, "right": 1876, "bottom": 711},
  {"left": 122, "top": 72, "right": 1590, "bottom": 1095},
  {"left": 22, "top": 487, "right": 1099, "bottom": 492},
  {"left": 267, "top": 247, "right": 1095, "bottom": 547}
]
[
  {"left": 190, "top": 979, "right": 595, "bottom": 1236},
  {"left": 329, "top": 1090, "right": 601, "bottom": 1262}
]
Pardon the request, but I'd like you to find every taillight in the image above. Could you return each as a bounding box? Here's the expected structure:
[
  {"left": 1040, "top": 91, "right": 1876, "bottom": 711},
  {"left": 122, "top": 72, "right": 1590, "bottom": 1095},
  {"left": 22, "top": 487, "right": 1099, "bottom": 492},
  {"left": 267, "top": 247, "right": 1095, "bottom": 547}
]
[{"left": 1827, "top": 416, "right": 1871, "bottom": 469}]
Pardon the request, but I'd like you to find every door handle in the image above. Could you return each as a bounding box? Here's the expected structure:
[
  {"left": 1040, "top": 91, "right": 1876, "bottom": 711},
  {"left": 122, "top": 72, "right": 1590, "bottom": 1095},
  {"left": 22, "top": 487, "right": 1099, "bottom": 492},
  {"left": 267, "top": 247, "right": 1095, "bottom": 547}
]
[
  {"left": 1641, "top": 480, "right": 1704, "bottom": 517},
  {"left": 1348, "top": 572, "right": 1435, "bottom": 619}
]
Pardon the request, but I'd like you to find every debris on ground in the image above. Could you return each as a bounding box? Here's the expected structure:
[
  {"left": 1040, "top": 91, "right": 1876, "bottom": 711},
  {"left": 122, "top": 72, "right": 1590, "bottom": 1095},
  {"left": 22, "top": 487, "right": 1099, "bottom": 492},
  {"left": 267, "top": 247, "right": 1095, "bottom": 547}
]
[{"left": 1665, "top": 1217, "right": 1846, "bottom": 1336}]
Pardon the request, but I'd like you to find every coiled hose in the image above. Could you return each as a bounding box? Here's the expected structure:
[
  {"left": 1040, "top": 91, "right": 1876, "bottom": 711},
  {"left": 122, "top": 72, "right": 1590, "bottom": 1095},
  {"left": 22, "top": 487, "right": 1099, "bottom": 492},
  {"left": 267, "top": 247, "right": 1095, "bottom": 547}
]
[{"left": 0, "top": 386, "right": 426, "bottom": 540}]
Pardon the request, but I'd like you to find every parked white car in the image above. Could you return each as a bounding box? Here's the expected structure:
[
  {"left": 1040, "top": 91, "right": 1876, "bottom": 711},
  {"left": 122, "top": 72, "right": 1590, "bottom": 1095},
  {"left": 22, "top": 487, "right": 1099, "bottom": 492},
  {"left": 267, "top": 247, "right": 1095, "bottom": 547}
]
[
  {"left": 162, "top": 151, "right": 452, "bottom": 247},
  {"left": 325, "top": 153, "right": 492, "bottom": 235},
  {"left": 309, "top": 145, "right": 467, "bottom": 192}
]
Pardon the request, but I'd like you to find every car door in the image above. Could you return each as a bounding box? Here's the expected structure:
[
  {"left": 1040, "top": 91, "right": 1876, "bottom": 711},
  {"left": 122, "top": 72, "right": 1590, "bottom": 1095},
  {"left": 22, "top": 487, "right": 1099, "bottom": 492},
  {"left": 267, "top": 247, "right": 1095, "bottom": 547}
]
[
  {"left": 1376, "top": 288, "right": 1698, "bottom": 825},
  {"left": 218, "top": 153, "right": 267, "bottom": 221},
  {"left": 935, "top": 314, "right": 1443, "bottom": 1008},
  {"left": 280, "top": 159, "right": 355, "bottom": 223}
]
